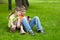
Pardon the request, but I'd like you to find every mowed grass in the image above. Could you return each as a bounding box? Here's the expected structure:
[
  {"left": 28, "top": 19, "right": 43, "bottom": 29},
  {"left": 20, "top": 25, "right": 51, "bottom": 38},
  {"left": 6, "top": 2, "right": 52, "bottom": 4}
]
[{"left": 0, "top": 0, "right": 60, "bottom": 40}]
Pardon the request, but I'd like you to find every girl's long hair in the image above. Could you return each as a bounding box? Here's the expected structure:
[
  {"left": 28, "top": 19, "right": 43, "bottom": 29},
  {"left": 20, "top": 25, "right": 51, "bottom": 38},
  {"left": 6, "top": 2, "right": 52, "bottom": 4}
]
[
  {"left": 8, "top": 12, "right": 14, "bottom": 19},
  {"left": 8, "top": 7, "right": 20, "bottom": 19},
  {"left": 8, "top": 6, "right": 26, "bottom": 19}
]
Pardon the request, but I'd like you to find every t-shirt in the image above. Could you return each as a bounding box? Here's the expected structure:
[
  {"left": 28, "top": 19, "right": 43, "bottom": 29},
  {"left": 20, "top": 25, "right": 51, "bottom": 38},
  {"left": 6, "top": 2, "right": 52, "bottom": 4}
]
[
  {"left": 19, "top": 15, "right": 30, "bottom": 23},
  {"left": 20, "top": 15, "right": 24, "bottom": 22}
]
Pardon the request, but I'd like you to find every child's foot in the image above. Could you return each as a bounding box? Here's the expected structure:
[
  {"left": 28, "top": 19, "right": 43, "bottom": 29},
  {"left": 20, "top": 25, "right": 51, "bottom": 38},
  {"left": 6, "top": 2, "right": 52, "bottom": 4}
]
[
  {"left": 37, "top": 30, "right": 46, "bottom": 34},
  {"left": 29, "top": 30, "right": 34, "bottom": 36},
  {"left": 37, "top": 30, "right": 41, "bottom": 33},
  {"left": 20, "top": 30, "right": 26, "bottom": 35}
]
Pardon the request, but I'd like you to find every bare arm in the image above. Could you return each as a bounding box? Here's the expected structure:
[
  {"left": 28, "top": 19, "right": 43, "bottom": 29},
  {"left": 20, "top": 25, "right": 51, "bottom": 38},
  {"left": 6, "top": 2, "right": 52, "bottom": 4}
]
[{"left": 17, "top": 17, "right": 21, "bottom": 28}]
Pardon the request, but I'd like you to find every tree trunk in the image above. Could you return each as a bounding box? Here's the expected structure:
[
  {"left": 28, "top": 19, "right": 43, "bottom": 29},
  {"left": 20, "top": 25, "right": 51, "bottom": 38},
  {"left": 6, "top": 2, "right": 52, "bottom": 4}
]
[
  {"left": 8, "top": 0, "right": 29, "bottom": 10},
  {"left": 8, "top": 0, "right": 12, "bottom": 10},
  {"left": 25, "top": 0, "right": 29, "bottom": 6},
  {"left": 15, "top": 0, "right": 29, "bottom": 9},
  {"left": 15, "top": 0, "right": 22, "bottom": 7},
  {"left": 22, "top": 0, "right": 27, "bottom": 9}
]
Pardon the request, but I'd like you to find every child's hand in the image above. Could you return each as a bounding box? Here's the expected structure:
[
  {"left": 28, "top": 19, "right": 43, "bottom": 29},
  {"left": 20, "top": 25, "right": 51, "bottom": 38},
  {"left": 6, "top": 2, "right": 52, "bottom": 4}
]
[
  {"left": 27, "top": 16, "right": 31, "bottom": 23},
  {"left": 12, "top": 25, "right": 16, "bottom": 28}
]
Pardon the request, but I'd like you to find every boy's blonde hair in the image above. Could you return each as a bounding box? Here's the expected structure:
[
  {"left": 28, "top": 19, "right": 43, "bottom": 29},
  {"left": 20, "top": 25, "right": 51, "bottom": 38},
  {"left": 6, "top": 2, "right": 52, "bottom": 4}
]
[{"left": 19, "top": 6, "right": 26, "bottom": 11}]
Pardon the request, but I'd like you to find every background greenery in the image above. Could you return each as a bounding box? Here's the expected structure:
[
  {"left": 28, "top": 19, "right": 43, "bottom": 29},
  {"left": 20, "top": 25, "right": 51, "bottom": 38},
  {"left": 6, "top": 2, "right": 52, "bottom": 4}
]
[{"left": 0, "top": 0, "right": 60, "bottom": 40}]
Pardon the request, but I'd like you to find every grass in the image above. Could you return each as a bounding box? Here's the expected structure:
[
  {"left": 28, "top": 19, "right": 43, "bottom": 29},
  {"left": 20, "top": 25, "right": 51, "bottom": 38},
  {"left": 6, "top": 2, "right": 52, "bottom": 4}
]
[{"left": 0, "top": 0, "right": 60, "bottom": 40}]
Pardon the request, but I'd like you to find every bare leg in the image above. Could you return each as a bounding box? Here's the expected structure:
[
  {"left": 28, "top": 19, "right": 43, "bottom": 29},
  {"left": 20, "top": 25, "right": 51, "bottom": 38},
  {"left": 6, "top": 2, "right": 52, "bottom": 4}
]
[{"left": 20, "top": 25, "right": 26, "bottom": 34}]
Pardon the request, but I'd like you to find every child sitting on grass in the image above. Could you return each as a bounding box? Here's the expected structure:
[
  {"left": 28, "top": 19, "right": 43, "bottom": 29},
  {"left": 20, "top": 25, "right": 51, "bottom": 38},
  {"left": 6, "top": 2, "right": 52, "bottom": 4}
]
[
  {"left": 8, "top": 7, "right": 26, "bottom": 34},
  {"left": 18, "top": 6, "right": 46, "bottom": 36}
]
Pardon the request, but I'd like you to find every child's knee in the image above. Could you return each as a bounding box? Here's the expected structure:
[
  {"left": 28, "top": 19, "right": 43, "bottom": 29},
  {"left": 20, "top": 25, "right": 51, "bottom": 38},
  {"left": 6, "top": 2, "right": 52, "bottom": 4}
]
[
  {"left": 22, "top": 17, "right": 27, "bottom": 22},
  {"left": 23, "top": 17, "right": 27, "bottom": 20},
  {"left": 34, "top": 16, "right": 39, "bottom": 20}
]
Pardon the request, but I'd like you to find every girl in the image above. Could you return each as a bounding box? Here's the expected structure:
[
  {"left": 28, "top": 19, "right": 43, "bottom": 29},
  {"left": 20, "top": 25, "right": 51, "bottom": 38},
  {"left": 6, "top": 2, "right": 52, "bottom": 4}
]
[
  {"left": 8, "top": 7, "right": 26, "bottom": 34},
  {"left": 19, "top": 6, "right": 46, "bottom": 36}
]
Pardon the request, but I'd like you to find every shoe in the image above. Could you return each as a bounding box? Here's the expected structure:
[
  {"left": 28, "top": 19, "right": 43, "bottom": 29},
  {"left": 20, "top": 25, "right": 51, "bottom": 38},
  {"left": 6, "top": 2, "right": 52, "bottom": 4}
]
[
  {"left": 37, "top": 30, "right": 41, "bottom": 33},
  {"left": 29, "top": 30, "right": 34, "bottom": 36},
  {"left": 37, "top": 30, "right": 46, "bottom": 34}
]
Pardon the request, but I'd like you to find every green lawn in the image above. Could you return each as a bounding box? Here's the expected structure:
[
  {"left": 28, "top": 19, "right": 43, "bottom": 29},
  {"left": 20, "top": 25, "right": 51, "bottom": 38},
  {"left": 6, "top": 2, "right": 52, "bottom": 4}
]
[{"left": 0, "top": 0, "right": 60, "bottom": 40}]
